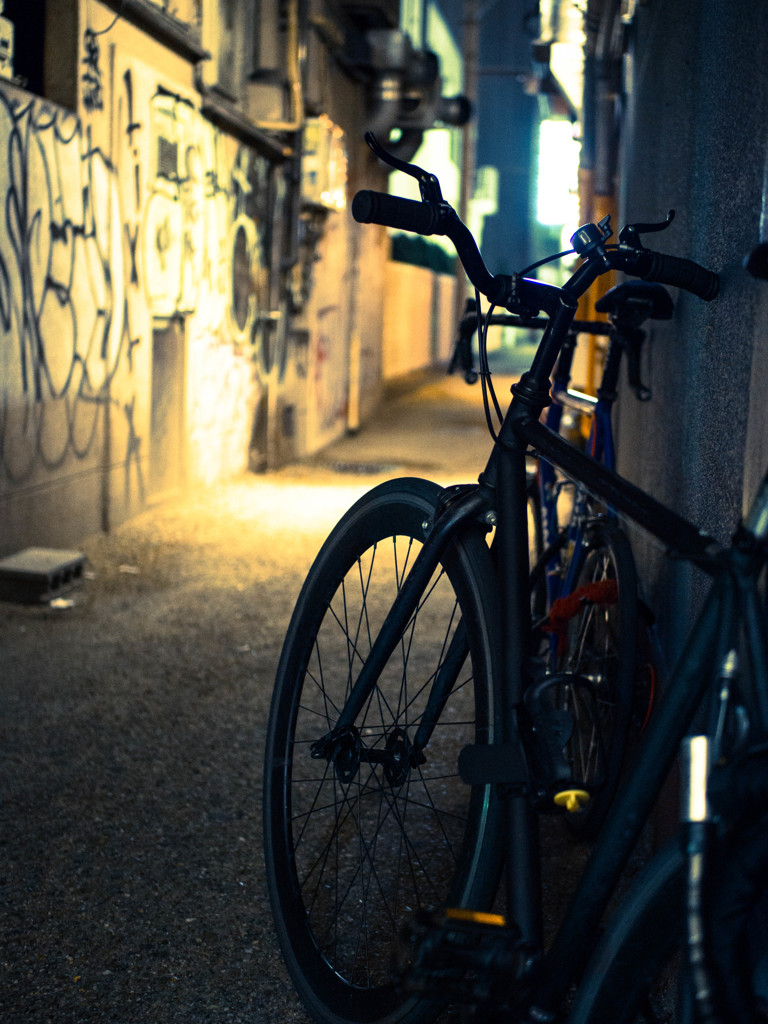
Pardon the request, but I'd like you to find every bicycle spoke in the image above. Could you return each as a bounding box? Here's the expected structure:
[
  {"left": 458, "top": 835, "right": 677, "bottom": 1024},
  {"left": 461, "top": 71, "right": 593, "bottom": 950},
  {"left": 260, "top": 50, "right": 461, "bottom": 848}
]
[{"left": 264, "top": 480, "right": 499, "bottom": 1020}]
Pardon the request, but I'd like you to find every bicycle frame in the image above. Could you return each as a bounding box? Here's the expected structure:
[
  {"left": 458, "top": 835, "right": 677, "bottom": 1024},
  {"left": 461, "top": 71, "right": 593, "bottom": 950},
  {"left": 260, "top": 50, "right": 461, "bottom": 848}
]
[
  {"left": 494, "top": 408, "right": 768, "bottom": 1016},
  {"left": 450, "top": 309, "right": 613, "bottom": 609},
  {"left": 452, "top": 300, "right": 653, "bottom": 600},
  {"left": 270, "top": 137, "right": 768, "bottom": 1023},
  {"left": 316, "top": 321, "right": 768, "bottom": 1019},
  {"left": 339, "top": 141, "right": 767, "bottom": 1015}
]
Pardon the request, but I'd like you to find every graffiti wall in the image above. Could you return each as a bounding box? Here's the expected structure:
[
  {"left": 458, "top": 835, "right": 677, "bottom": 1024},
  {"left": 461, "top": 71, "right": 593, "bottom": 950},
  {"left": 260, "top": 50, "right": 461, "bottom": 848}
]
[
  {"left": 137, "top": 84, "right": 276, "bottom": 488},
  {"left": 305, "top": 209, "right": 351, "bottom": 449},
  {"left": 0, "top": 84, "right": 141, "bottom": 547},
  {"left": 0, "top": 0, "right": 393, "bottom": 554},
  {"left": 0, "top": 49, "right": 281, "bottom": 550}
]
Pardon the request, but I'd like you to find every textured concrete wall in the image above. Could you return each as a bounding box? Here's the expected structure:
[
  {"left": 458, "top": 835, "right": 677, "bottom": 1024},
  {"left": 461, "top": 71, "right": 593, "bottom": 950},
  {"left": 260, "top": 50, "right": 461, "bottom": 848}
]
[
  {"left": 382, "top": 264, "right": 457, "bottom": 380},
  {"left": 615, "top": 0, "right": 768, "bottom": 658}
]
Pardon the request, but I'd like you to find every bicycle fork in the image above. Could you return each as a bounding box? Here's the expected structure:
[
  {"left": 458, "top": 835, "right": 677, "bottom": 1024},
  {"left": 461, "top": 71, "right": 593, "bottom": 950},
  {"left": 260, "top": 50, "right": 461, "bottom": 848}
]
[{"left": 309, "top": 482, "right": 495, "bottom": 778}]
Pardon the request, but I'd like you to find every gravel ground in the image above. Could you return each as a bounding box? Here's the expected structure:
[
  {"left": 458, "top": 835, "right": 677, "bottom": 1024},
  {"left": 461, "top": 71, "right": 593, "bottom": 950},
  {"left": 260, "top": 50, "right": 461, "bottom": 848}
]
[{"left": 0, "top": 371, "right": 513, "bottom": 1024}]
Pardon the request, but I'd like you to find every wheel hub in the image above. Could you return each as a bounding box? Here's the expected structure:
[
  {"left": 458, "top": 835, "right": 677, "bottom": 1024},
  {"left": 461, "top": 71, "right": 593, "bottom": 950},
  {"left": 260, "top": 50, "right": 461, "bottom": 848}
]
[{"left": 310, "top": 724, "right": 425, "bottom": 786}]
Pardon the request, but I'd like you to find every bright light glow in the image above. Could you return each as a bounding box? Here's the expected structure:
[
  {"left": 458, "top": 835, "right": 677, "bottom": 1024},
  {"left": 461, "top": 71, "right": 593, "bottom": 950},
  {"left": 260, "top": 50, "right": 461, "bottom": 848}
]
[
  {"left": 389, "top": 127, "right": 460, "bottom": 257},
  {"left": 536, "top": 120, "right": 581, "bottom": 227}
]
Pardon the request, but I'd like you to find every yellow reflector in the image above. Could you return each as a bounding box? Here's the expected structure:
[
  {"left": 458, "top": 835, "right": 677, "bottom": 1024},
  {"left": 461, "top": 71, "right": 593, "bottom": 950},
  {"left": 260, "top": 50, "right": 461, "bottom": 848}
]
[
  {"left": 554, "top": 789, "right": 590, "bottom": 813},
  {"left": 445, "top": 907, "right": 507, "bottom": 927}
]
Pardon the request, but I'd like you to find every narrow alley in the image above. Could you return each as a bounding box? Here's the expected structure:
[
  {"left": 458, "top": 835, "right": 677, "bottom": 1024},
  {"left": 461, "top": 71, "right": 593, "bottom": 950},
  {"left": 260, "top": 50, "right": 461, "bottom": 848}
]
[{"left": 0, "top": 370, "right": 514, "bottom": 1023}]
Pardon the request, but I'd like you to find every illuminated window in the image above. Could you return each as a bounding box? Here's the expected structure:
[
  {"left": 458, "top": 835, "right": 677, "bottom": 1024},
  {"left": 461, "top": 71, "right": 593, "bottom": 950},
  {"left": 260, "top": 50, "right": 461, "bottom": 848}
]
[{"left": 536, "top": 119, "right": 580, "bottom": 227}]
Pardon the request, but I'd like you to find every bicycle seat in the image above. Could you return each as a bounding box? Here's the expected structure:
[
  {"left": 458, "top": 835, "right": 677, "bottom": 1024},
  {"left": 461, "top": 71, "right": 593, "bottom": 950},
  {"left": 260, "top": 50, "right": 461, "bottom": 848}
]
[{"left": 595, "top": 280, "right": 674, "bottom": 322}]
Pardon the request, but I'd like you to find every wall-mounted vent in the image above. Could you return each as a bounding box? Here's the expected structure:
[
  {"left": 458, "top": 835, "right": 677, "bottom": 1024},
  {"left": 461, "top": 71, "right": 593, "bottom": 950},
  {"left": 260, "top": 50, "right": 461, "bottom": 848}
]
[{"left": 157, "top": 135, "right": 178, "bottom": 180}]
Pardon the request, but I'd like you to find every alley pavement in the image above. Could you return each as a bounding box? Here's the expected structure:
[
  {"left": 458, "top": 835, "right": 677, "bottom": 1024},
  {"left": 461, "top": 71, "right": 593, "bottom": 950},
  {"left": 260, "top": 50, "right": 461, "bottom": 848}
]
[{"left": 0, "top": 368, "right": 517, "bottom": 1024}]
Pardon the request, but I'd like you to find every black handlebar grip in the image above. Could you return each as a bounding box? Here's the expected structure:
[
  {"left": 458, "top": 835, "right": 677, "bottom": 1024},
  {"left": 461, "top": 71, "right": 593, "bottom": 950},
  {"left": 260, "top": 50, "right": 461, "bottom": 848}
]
[
  {"left": 352, "top": 190, "right": 446, "bottom": 236},
  {"left": 642, "top": 252, "right": 719, "bottom": 301}
]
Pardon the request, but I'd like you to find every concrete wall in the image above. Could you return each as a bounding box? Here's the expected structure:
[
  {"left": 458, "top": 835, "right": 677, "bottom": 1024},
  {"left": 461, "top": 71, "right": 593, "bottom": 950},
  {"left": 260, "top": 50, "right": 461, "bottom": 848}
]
[
  {"left": 382, "top": 262, "right": 456, "bottom": 379},
  {"left": 615, "top": 0, "right": 768, "bottom": 657}
]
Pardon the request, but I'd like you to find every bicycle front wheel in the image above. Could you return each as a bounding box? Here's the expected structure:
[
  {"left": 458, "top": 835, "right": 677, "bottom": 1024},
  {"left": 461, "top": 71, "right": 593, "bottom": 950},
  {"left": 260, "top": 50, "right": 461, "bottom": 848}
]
[{"left": 263, "top": 477, "right": 503, "bottom": 1024}]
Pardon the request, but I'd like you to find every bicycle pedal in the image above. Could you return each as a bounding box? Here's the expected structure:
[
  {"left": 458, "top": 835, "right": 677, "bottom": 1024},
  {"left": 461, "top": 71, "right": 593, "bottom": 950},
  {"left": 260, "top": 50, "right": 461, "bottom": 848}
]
[{"left": 397, "top": 907, "right": 526, "bottom": 1007}]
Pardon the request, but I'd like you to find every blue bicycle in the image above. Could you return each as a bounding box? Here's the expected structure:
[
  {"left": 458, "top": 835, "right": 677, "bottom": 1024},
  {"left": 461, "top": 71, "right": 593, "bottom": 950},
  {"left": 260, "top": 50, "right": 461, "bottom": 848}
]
[{"left": 451, "top": 281, "right": 674, "bottom": 834}]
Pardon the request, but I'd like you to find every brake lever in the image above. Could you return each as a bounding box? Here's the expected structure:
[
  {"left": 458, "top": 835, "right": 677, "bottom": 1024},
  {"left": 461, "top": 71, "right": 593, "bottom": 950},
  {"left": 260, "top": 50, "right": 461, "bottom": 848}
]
[
  {"left": 618, "top": 210, "right": 676, "bottom": 249},
  {"left": 364, "top": 131, "right": 445, "bottom": 203}
]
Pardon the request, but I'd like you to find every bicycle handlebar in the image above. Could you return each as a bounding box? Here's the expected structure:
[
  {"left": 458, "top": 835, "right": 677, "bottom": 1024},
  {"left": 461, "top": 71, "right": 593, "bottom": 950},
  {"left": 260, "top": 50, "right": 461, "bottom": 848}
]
[
  {"left": 351, "top": 189, "right": 720, "bottom": 307},
  {"left": 621, "top": 250, "right": 719, "bottom": 301},
  {"left": 352, "top": 190, "right": 509, "bottom": 305},
  {"left": 351, "top": 191, "right": 447, "bottom": 236}
]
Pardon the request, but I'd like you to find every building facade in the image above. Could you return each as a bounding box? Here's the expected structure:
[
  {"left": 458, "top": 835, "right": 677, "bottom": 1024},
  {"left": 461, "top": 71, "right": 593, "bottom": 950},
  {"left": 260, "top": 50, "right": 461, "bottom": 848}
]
[{"left": 0, "top": 0, "right": 466, "bottom": 553}]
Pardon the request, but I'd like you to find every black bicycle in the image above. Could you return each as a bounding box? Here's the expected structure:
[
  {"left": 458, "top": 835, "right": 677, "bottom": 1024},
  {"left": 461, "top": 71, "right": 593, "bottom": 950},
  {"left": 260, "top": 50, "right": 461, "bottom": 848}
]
[{"left": 263, "top": 133, "right": 768, "bottom": 1024}]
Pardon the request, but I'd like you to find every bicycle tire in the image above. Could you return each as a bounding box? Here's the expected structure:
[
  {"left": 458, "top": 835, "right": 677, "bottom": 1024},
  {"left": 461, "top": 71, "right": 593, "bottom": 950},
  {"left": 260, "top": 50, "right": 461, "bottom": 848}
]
[
  {"left": 263, "top": 477, "right": 503, "bottom": 1024},
  {"left": 567, "top": 840, "right": 686, "bottom": 1023},
  {"left": 568, "top": 821, "right": 768, "bottom": 1023},
  {"left": 552, "top": 518, "right": 637, "bottom": 837}
]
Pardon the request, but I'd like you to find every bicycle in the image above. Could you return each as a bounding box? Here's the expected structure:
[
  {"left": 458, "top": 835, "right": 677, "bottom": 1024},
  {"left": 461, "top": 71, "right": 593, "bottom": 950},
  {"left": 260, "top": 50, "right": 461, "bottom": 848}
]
[
  {"left": 263, "top": 131, "right": 768, "bottom": 1024},
  {"left": 449, "top": 285, "right": 673, "bottom": 836}
]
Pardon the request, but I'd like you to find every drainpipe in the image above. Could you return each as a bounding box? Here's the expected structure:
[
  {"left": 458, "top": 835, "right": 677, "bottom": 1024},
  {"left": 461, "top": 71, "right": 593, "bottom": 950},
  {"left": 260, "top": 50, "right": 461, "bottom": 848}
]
[
  {"left": 252, "top": 0, "right": 304, "bottom": 133},
  {"left": 581, "top": 0, "right": 622, "bottom": 394},
  {"left": 287, "top": 0, "right": 304, "bottom": 129},
  {"left": 268, "top": 0, "right": 306, "bottom": 468},
  {"left": 280, "top": 0, "right": 307, "bottom": 281},
  {"left": 593, "top": 0, "right": 622, "bottom": 200}
]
